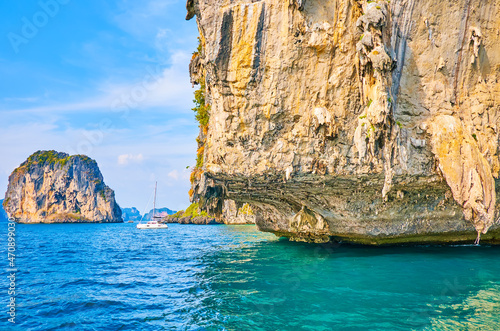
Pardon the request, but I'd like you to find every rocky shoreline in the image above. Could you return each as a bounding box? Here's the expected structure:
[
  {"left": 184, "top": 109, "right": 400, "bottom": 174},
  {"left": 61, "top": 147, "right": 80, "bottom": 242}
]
[{"left": 164, "top": 216, "right": 222, "bottom": 225}]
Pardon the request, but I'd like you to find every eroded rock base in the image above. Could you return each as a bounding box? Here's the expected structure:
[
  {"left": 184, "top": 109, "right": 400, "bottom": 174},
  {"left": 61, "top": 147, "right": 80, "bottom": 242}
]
[{"left": 199, "top": 173, "right": 500, "bottom": 245}]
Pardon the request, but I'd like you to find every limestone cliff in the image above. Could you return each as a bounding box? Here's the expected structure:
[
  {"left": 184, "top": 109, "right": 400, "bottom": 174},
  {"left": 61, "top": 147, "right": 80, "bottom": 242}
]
[
  {"left": 223, "top": 200, "right": 256, "bottom": 224},
  {"left": 3, "top": 150, "right": 122, "bottom": 223},
  {"left": 187, "top": 0, "right": 500, "bottom": 244}
]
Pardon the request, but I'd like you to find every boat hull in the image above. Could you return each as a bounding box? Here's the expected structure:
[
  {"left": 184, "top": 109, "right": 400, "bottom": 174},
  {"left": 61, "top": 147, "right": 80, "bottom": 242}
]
[{"left": 136, "top": 223, "right": 168, "bottom": 229}]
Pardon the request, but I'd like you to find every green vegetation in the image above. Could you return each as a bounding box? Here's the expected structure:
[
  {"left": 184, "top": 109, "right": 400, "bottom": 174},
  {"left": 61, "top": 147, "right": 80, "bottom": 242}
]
[
  {"left": 192, "top": 37, "right": 210, "bottom": 128},
  {"left": 366, "top": 124, "right": 376, "bottom": 138},
  {"left": 12, "top": 151, "right": 100, "bottom": 180},
  {"left": 238, "top": 203, "right": 254, "bottom": 216},
  {"left": 99, "top": 191, "right": 107, "bottom": 202},
  {"left": 195, "top": 146, "right": 204, "bottom": 168},
  {"left": 22, "top": 150, "right": 71, "bottom": 170},
  {"left": 367, "top": 99, "right": 373, "bottom": 107},
  {"left": 12, "top": 151, "right": 71, "bottom": 176},
  {"left": 190, "top": 36, "right": 210, "bottom": 197},
  {"left": 396, "top": 121, "right": 403, "bottom": 128},
  {"left": 182, "top": 202, "right": 208, "bottom": 218},
  {"left": 359, "top": 115, "right": 367, "bottom": 119},
  {"left": 170, "top": 210, "right": 184, "bottom": 218},
  {"left": 472, "top": 133, "right": 478, "bottom": 141},
  {"left": 74, "top": 154, "right": 96, "bottom": 166},
  {"left": 59, "top": 157, "right": 69, "bottom": 167},
  {"left": 193, "top": 78, "right": 210, "bottom": 127}
]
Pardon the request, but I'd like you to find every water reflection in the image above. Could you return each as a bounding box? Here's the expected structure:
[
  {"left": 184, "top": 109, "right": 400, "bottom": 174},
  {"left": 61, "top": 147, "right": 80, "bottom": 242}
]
[
  {"left": 186, "top": 237, "right": 500, "bottom": 330},
  {"left": 428, "top": 283, "right": 500, "bottom": 329}
]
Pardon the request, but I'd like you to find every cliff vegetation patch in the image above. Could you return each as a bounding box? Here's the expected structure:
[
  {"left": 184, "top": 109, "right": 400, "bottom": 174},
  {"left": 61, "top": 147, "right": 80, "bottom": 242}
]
[{"left": 190, "top": 37, "right": 210, "bottom": 197}]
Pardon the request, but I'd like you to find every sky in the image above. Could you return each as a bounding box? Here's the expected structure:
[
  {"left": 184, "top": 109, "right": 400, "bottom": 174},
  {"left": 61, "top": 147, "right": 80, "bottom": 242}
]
[{"left": 0, "top": 0, "right": 200, "bottom": 212}]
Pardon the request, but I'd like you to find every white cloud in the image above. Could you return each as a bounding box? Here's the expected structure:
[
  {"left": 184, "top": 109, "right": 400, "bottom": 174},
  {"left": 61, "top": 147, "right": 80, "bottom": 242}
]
[
  {"left": 103, "top": 50, "right": 193, "bottom": 111},
  {"left": 118, "top": 153, "right": 144, "bottom": 166},
  {"left": 165, "top": 168, "right": 191, "bottom": 184},
  {"left": 113, "top": 0, "right": 183, "bottom": 40},
  {"left": 2, "top": 50, "right": 193, "bottom": 116},
  {"left": 2, "top": 98, "right": 111, "bottom": 115},
  {"left": 167, "top": 169, "right": 179, "bottom": 180},
  {"left": 155, "top": 28, "right": 172, "bottom": 54}
]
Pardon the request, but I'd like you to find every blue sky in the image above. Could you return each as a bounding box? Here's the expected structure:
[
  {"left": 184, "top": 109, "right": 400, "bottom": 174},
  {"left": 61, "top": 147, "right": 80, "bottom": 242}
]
[{"left": 0, "top": 0, "right": 199, "bottom": 211}]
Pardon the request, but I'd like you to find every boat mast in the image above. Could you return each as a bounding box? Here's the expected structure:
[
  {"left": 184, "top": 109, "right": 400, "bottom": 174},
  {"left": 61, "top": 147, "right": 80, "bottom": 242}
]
[{"left": 153, "top": 181, "right": 157, "bottom": 220}]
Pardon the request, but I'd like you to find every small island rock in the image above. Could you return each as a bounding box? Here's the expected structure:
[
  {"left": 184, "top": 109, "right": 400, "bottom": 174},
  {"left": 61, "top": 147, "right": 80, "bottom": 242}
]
[{"left": 3, "top": 150, "right": 122, "bottom": 223}]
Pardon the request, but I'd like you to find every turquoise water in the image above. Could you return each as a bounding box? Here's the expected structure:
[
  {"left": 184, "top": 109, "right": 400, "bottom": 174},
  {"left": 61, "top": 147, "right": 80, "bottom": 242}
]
[{"left": 1, "top": 223, "right": 500, "bottom": 330}]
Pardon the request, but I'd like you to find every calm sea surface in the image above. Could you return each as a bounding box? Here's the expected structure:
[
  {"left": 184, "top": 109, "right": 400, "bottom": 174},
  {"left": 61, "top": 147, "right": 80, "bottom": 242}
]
[{"left": 1, "top": 222, "right": 500, "bottom": 330}]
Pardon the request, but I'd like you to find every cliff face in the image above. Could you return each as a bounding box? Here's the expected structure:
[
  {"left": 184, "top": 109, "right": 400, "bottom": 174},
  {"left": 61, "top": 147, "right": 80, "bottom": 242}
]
[
  {"left": 188, "top": 0, "right": 500, "bottom": 244},
  {"left": 3, "top": 151, "right": 122, "bottom": 223},
  {"left": 223, "top": 200, "right": 256, "bottom": 224}
]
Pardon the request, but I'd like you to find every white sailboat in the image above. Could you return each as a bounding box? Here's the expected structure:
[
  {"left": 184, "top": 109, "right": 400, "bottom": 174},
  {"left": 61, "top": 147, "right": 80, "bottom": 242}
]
[{"left": 137, "top": 182, "right": 168, "bottom": 229}]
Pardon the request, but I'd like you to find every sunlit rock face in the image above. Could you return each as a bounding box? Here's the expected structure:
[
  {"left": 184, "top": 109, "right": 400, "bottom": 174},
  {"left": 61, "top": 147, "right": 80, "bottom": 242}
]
[
  {"left": 187, "top": 0, "right": 500, "bottom": 244},
  {"left": 3, "top": 150, "right": 122, "bottom": 223},
  {"left": 223, "top": 200, "right": 256, "bottom": 225}
]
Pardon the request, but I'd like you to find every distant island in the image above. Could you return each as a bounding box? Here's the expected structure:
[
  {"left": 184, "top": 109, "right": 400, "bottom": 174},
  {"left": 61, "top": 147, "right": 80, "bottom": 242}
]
[
  {"left": 122, "top": 207, "right": 177, "bottom": 222},
  {"left": 3, "top": 150, "right": 122, "bottom": 223},
  {"left": 143, "top": 207, "right": 176, "bottom": 221},
  {"left": 121, "top": 207, "right": 142, "bottom": 222}
]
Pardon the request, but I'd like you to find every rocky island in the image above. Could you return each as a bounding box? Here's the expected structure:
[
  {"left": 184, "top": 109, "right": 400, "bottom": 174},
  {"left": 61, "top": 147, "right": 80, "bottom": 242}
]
[
  {"left": 186, "top": 0, "right": 500, "bottom": 244},
  {"left": 3, "top": 150, "right": 122, "bottom": 223},
  {"left": 122, "top": 207, "right": 142, "bottom": 222}
]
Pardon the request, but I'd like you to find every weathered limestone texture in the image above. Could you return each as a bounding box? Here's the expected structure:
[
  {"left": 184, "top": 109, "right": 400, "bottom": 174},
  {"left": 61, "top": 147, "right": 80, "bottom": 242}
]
[
  {"left": 3, "top": 151, "right": 122, "bottom": 223},
  {"left": 223, "top": 200, "right": 256, "bottom": 224},
  {"left": 428, "top": 115, "right": 496, "bottom": 244},
  {"left": 187, "top": 0, "right": 500, "bottom": 244},
  {"left": 165, "top": 216, "right": 221, "bottom": 224}
]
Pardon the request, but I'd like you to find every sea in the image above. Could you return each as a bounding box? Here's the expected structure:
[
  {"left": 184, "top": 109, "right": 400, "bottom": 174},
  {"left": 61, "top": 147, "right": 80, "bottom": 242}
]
[{"left": 1, "top": 222, "right": 500, "bottom": 330}]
